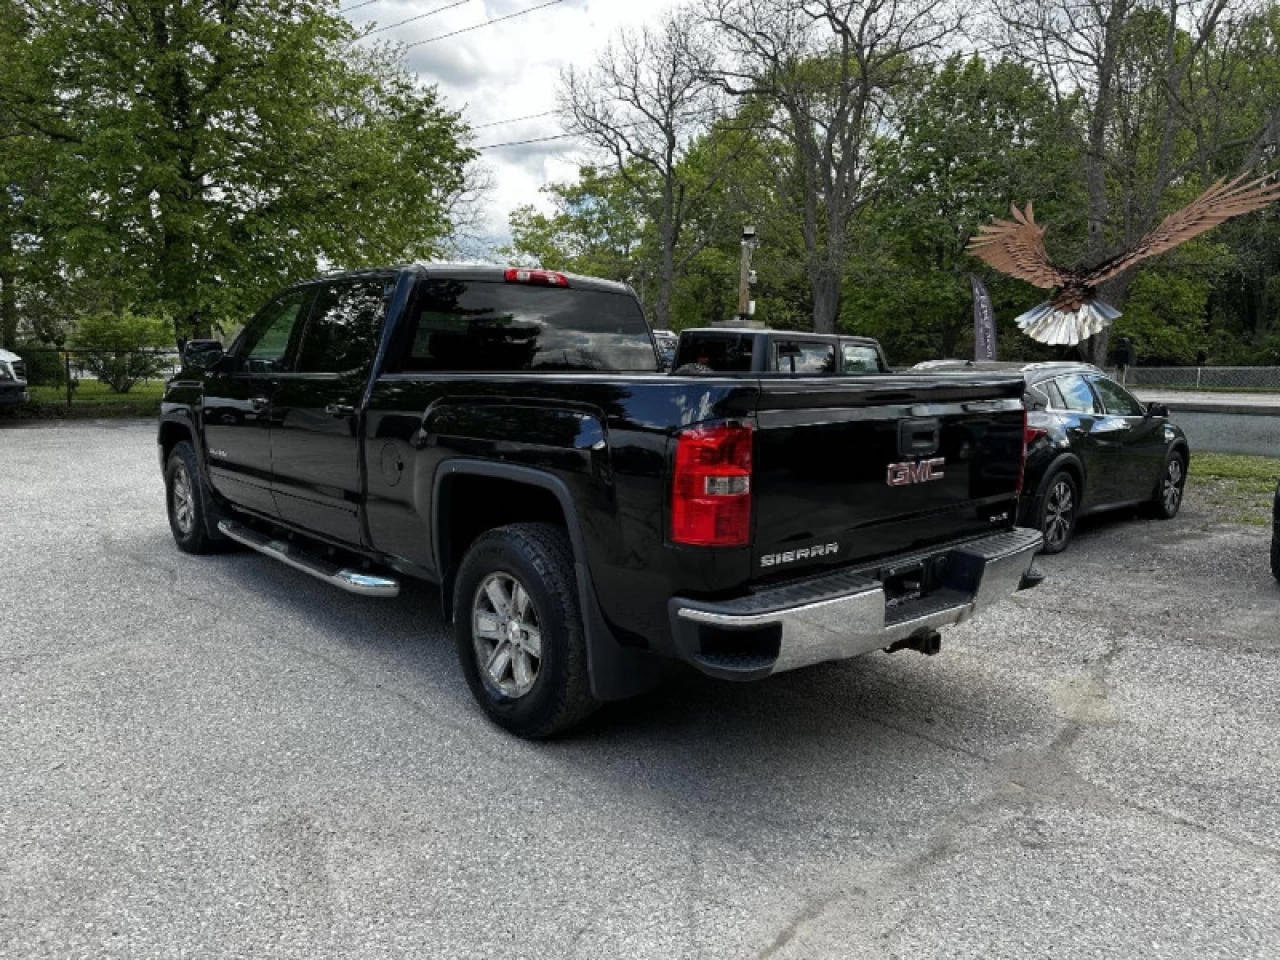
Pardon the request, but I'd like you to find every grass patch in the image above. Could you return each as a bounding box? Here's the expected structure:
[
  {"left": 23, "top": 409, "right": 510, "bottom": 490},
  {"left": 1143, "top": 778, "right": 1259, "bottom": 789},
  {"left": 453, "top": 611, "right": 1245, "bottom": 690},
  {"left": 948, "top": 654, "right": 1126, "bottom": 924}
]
[
  {"left": 12, "top": 379, "right": 165, "bottom": 419},
  {"left": 1189, "top": 453, "right": 1279, "bottom": 525}
]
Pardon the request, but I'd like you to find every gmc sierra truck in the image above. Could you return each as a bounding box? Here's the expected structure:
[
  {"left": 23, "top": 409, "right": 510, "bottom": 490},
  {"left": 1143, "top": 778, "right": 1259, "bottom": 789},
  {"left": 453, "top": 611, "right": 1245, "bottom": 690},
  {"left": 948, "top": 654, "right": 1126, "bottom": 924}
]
[{"left": 159, "top": 264, "right": 1043, "bottom": 737}]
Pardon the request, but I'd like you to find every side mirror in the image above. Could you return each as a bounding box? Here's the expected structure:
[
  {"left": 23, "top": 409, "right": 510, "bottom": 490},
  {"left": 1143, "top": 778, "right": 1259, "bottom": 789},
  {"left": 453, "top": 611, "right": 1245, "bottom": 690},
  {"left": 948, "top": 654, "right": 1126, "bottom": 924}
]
[
  {"left": 183, "top": 339, "right": 223, "bottom": 369},
  {"left": 1146, "top": 401, "right": 1169, "bottom": 419}
]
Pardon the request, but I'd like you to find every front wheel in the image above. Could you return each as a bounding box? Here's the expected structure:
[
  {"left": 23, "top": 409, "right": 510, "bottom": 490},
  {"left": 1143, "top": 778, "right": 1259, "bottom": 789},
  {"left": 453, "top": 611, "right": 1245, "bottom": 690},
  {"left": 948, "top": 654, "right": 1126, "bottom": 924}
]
[
  {"left": 1037, "top": 471, "right": 1078, "bottom": 555},
  {"left": 453, "top": 523, "right": 598, "bottom": 738},
  {"left": 1270, "top": 533, "right": 1279, "bottom": 582},
  {"left": 165, "top": 441, "right": 225, "bottom": 555},
  {"left": 1148, "top": 451, "right": 1187, "bottom": 520}
]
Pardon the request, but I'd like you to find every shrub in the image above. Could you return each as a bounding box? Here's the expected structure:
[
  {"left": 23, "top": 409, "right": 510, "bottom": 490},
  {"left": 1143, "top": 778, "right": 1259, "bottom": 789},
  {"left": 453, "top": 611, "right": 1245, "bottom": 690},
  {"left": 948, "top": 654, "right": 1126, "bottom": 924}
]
[{"left": 71, "top": 312, "right": 174, "bottom": 393}]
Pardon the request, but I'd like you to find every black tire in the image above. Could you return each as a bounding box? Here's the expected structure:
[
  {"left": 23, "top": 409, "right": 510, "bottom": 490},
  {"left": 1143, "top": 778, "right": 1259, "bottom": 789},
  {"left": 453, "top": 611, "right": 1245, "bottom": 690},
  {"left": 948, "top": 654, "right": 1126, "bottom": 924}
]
[
  {"left": 1271, "top": 534, "right": 1280, "bottom": 582},
  {"left": 1148, "top": 450, "right": 1187, "bottom": 520},
  {"left": 164, "top": 441, "right": 226, "bottom": 555},
  {"left": 1037, "top": 470, "right": 1079, "bottom": 555},
  {"left": 453, "top": 523, "right": 599, "bottom": 738}
]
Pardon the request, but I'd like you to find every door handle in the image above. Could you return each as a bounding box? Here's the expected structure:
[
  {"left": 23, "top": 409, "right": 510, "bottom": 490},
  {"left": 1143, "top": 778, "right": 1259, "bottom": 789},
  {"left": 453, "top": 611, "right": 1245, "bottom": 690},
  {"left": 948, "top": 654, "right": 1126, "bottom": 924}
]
[
  {"left": 325, "top": 403, "right": 356, "bottom": 418},
  {"left": 249, "top": 396, "right": 269, "bottom": 412}
]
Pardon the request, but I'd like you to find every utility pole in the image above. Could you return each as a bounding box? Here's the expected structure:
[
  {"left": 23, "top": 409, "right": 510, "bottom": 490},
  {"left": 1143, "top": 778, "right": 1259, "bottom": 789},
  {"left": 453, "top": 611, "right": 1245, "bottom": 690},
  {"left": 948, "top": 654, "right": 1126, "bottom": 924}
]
[{"left": 731, "top": 225, "right": 759, "bottom": 327}]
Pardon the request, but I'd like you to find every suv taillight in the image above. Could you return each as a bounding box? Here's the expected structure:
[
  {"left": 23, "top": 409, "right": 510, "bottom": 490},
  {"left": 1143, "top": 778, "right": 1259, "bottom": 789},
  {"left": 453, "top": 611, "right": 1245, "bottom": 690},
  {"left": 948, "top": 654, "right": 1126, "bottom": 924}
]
[{"left": 672, "top": 423, "right": 753, "bottom": 546}]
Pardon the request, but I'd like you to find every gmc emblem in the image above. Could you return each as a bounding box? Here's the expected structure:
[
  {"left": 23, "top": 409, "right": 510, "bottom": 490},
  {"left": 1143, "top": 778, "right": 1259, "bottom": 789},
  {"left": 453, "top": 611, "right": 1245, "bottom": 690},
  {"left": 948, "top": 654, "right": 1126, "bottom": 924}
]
[{"left": 887, "top": 458, "right": 946, "bottom": 486}]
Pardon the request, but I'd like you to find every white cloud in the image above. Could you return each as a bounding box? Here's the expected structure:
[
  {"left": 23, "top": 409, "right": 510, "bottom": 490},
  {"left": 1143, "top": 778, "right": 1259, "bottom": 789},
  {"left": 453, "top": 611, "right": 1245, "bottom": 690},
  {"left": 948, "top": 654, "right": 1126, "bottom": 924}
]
[{"left": 345, "top": 0, "right": 677, "bottom": 252}]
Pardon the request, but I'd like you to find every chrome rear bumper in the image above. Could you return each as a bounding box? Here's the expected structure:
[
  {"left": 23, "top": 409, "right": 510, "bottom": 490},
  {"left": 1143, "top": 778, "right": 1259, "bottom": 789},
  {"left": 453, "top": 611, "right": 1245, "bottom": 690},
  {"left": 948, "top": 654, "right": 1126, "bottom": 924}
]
[{"left": 670, "top": 527, "right": 1043, "bottom": 680}]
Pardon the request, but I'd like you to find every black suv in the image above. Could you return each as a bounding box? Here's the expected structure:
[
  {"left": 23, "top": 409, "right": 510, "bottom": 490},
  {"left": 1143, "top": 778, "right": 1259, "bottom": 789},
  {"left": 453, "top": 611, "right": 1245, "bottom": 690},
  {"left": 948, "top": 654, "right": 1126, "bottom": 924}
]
[{"left": 913, "top": 361, "right": 1190, "bottom": 553}]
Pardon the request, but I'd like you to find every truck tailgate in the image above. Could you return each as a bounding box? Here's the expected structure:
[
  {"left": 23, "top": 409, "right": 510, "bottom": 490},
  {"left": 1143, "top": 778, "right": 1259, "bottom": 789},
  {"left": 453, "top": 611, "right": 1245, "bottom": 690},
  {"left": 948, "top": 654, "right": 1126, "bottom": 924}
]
[{"left": 751, "top": 374, "right": 1025, "bottom": 577}]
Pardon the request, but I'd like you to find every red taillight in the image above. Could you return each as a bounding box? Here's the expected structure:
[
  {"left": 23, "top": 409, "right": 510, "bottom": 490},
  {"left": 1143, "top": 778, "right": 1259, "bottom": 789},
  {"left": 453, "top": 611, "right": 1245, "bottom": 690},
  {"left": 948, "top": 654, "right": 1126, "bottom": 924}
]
[
  {"left": 504, "top": 267, "right": 570, "bottom": 287},
  {"left": 672, "top": 423, "right": 753, "bottom": 546},
  {"left": 1017, "top": 414, "right": 1048, "bottom": 496}
]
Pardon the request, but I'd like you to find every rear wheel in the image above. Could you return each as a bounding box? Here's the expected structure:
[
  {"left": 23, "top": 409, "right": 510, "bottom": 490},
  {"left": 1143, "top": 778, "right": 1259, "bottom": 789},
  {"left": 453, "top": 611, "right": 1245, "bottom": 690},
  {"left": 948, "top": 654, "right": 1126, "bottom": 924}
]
[
  {"left": 1037, "top": 471, "right": 1078, "bottom": 555},
  {"left": 1148, "top": 451, "right": 1187, "bottom": 520},
  {"left": 1270, "top": 531, "right": 1279, "bottom": 582},
  {"left": 453, "top": 523, "right": 598, "bottom": 738}
]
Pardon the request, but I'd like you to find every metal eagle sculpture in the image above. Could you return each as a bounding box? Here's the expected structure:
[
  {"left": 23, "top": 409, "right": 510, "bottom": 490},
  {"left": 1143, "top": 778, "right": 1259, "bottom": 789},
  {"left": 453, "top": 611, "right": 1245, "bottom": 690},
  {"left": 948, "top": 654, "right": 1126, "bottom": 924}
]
[{"left": 966, "top": 172, "right": 1280, "bottom": 346}]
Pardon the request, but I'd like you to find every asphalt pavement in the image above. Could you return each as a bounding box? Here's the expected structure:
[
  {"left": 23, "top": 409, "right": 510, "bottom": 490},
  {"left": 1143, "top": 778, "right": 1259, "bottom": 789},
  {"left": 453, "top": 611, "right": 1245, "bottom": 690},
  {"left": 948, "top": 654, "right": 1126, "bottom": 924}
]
[
  {"left": 1130, "top": 391, "right": 1280, "bottom": 457},
  {"left": 3, "top": 420, "right": 1280, "bottom": 959},
  {"left": 1164, "top": 410, "right": 1280, "bottom": 457}
]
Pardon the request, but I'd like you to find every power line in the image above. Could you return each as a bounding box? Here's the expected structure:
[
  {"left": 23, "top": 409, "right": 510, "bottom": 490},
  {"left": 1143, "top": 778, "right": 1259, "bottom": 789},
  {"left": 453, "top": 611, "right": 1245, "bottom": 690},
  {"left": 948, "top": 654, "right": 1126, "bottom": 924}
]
[
  {"left": 476, "top": 131, "right": 578, "bottom": 150},
  {"left": 339, "top": 0, "right": 380, "bottom": 12},
  {"left": 471, "top": 110, "right": 557, "bottom": 130},
  {"left": 363, "top": 0, "right": 470, "bottom": 36},
  {"left": 405, "top": 0, "right": 565, "bottom": 49}
]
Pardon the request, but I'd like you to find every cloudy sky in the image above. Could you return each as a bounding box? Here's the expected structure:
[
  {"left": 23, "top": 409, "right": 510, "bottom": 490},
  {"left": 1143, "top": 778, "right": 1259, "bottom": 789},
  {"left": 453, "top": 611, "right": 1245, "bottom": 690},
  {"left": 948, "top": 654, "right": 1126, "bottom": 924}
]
[{"left": 344, "top": 0, "right": 677, "bottom": 251}]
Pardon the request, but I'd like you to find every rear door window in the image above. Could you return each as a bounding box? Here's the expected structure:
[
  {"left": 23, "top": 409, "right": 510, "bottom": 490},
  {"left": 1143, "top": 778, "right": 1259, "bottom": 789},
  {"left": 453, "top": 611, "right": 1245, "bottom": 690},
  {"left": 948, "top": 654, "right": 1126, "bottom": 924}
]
[
  {"left": 674, "top": 334, "right": 755, "bottom": 372},
  {"left": 774, "top": 340, "right": 836, "bottom": 375},
  {"left": 1053, "top": 375, "right": 1101, "bottom": 414},
  {"left": 399, "top": 281, "right": 656, "bottom": 373},
  {"left": 296, "top": 278, "right": 391, "bottom": 374}
]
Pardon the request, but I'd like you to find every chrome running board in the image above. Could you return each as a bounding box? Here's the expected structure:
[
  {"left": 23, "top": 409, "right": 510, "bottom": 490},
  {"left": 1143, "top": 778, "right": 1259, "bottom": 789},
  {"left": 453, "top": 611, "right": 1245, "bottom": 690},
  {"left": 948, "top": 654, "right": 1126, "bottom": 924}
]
[{"left": 217, "top": 520, "right": 400, "bottom": 598}]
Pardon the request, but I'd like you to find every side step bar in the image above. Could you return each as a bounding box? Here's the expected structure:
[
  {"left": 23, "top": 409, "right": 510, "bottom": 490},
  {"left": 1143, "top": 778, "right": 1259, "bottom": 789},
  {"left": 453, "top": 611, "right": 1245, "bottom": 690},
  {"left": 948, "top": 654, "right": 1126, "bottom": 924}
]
[{"left": 217, "top": 520, "right": 400, "bottom": 598}]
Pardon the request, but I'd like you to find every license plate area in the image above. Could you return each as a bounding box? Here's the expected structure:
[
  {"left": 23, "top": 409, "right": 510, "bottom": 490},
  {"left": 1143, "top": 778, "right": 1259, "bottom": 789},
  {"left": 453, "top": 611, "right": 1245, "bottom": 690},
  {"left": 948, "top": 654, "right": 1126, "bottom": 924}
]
[{"left": 878, "top": 555, "right": 950, "bottom": 610}]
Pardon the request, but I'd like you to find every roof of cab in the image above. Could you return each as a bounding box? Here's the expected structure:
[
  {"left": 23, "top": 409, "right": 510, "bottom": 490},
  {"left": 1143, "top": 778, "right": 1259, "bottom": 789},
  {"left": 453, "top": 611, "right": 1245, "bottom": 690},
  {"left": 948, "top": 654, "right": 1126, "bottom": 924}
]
[
  {"left": 312, "top": 263, "right": 636, "bottom": 297},
  {"left": 677, "top": 327, "right": 879, "bottom": 342}
]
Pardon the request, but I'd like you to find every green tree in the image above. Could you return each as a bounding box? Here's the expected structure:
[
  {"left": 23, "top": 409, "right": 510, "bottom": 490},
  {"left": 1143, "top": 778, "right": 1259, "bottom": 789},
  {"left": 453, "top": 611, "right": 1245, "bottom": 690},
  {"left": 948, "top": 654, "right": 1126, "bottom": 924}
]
[
  {"left": 1, "top": 0, "right": 475, "bottom": 344},
  {"left": 503, "top": 166, "right": 645, "bottom": 283},
  {"left": 841, "top": 55, "right": 1084, "bottom": 364}
]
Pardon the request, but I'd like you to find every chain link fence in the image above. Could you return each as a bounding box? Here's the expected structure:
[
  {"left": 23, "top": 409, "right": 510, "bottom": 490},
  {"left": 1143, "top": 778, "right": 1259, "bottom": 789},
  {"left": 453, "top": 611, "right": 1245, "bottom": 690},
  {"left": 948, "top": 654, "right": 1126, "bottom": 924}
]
[
  {"left": 2, "top": 347, "right": 181, "bottom": 415},
  {"left": 1118, "top": 366, "right": 1280, "bottom": 391}
]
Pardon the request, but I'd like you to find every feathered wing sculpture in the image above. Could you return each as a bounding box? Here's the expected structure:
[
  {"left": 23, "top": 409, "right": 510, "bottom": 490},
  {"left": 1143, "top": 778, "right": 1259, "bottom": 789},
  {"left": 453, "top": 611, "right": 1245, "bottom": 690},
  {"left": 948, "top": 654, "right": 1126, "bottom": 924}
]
[{"left": 967, "top": 173, "right": 1280, "bottom": 346}]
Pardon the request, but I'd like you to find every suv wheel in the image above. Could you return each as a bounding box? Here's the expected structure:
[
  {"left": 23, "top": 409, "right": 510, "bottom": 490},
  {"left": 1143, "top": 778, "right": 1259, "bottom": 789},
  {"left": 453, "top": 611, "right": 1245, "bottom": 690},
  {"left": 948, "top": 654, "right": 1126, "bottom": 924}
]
[
  {"left": 165, "top": 441, "right": 226, "bottom": 554},
  {"left": 453, "top": 523, "right": 598, "bottom": 738},
  {"left": 1038, "top": 471, "right": 1078, "bottom": 555},
  {"left": 1149, "top": 451, "right": 1187, "bottom": 520},
  {"left": 1271, "top": 532, "right": 1279, "bottom": 582}
]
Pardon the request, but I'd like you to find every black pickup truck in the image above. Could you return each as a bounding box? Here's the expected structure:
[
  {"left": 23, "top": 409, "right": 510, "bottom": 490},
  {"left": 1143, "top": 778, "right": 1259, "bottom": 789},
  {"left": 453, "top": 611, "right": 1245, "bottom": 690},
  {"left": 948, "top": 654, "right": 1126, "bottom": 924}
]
[{"left": 159, "top": 264, "right": 1043, "bottom": 737}]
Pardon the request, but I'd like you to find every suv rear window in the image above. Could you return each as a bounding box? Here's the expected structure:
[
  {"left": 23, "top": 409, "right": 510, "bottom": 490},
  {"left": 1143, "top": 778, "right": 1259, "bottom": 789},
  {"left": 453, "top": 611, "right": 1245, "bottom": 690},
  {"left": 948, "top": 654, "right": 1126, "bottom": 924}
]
[
  {"left": 398, "top": 280, "right": 657, "bottom": 373},
  {"left": 674, "top": 333, "right": 755, "bottom": 372},
  {"left": 774, "top": 340, "right": 836, "bottom": 375}
]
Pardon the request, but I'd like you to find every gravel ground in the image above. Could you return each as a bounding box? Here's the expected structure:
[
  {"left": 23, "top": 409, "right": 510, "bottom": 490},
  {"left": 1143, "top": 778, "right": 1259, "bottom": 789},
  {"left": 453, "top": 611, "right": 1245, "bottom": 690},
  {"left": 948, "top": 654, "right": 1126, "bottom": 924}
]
[{"left": 2, "top": 420, "right": 1279, "bottom": 960}]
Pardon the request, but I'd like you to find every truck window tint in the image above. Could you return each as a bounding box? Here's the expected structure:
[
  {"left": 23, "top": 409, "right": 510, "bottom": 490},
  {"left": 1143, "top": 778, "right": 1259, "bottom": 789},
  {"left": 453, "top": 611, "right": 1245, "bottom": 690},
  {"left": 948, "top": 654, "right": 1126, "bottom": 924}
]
[
  {"left": 774, "top": 340, "right": 836, "bottom": 375},
  {"left": 1054, "top": 375, "right": 1100, "bottom": 414},
  {"left": 400, "top": 281, "right": 657, "bottom": 373},
  {"left": 841, "top": 343, "right": 880, "bottom": 372},
  {"left": 242, "top": 289, "right": 312, "bottom": 374},
  {"left": 674, "top": 334, "right": 754, "bottom": 372},
  {"left": 297, "top": 279, "right": 389, "bottom": 374},
  {"left": 1089, "top": 376, "right": 1144, "bottom": 416}
]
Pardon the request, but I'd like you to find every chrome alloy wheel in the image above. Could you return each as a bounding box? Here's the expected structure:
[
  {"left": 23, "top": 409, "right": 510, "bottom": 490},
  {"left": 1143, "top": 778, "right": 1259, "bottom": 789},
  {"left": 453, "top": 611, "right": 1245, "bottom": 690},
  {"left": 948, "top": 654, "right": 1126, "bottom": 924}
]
[
  {"left": 172, "top": 462, "right": 196, "bottom": 536},
  {"left": 1162, "top": 458, "right": 1185, "bottom": 515},
  {"left": 1044, "top": 479, "right": 1074, "bottom": 549},
  {"left": 472, "top": 572, "right": 543, "bottom": 699}
]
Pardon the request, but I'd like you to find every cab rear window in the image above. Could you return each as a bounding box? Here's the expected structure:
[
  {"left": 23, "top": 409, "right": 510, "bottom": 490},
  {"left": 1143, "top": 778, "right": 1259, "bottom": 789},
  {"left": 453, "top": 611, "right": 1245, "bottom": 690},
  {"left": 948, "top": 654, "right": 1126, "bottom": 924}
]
[
  {"left": 674, "top": 334, "right": 755, "bottom": 372},
  {"left": 397, "top": 281, "right": 657, "bottom": 373}
]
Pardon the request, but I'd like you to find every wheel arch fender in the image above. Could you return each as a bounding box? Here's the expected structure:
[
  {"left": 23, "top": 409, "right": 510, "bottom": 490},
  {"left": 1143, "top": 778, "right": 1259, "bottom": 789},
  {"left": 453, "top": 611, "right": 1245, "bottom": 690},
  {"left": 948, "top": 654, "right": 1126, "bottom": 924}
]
[
  {"left": 432, "top": 459, "right": 659, "bottom": 701},
  {"left": 1038, "top": 451, "right": 1085, "bottom": 499},
  {"left": 158, "top": 413, "right": 225, "bottom": 539}
]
